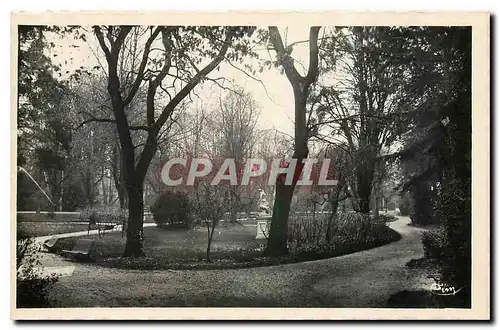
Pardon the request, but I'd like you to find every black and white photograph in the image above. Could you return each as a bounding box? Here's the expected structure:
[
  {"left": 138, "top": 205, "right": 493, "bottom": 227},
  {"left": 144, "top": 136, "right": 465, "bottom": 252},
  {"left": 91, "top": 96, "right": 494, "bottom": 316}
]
[{"left": 11, "top": 11, "right": 490, "bottom": 320}]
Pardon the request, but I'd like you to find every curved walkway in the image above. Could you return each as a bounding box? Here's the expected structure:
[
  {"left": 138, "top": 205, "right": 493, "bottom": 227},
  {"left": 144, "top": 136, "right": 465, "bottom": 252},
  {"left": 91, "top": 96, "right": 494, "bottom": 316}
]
[
  {"left": 34, "top": 223, "right": 157, "bottom": 243},
  {"left": 46, "top": 216, "right": 434, "bottom": 307}
]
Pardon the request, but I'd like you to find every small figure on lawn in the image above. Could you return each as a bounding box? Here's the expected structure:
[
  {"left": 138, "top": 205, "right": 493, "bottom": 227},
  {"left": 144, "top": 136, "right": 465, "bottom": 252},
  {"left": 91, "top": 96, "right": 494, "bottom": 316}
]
[{"left": 88, "top": 212, "right": 97, "bottom": 234}]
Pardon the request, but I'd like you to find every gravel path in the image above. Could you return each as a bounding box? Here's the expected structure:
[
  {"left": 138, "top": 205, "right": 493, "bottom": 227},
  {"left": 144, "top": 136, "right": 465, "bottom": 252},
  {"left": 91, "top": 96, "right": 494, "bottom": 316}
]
[{"left": 46, "top": 216, "right": 433, "bottom": 307}]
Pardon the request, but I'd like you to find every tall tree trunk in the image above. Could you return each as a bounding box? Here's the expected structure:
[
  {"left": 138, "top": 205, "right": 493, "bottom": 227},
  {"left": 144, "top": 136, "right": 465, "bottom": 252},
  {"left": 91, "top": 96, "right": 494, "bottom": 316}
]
[
  {"left": 122, "top": 135, "right": 158, "bottom": 257},
  {"left": 119, "top": 153, "right": 128, "bottom": 209},
  {"left": 119, "top": 140, "right": 144, "bottom": 257},
  {"left": 112, "top": 143, "right": 127, "bottom": 209},
  {"left": 265, "top": 26, "right": 320, "bottom": 256},
  {"left": 356, "top": 161, "right": 375, "bottom": 214},
  {"left": 265, "top": 89, "right": 308, "bottom": 256},
  {"left": 359, "top": 195, "right": 371, "bottom": 214},
  {"left": 107, "top": 61, "right": 146, "bottom": 256},
  {"left": 123, "top": 184, "right": 144, "bottom": 257},
  {"left": 266, "top": 183, "right": 295, "bottom": 255}
]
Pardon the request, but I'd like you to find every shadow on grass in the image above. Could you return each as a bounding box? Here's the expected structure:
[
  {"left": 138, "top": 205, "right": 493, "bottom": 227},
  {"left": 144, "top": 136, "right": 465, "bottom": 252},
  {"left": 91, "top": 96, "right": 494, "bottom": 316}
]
[
  {"left": 407, "top": 222, "right": 440, "bottom": 230},
  {"left": 111, "top": 294, "right": 283, "bottom": 308},
  {"left": 50, "top": 225, "right": 402, "bottom": 271},
  {"left": 392, "top": 256, "right": 470, "bottom": 309},
  {"left": 387, "top": 290, "right": 467, "bottom": 308},
  {"left": 406, "top": 257, "right": 437, "bottom": 270}
]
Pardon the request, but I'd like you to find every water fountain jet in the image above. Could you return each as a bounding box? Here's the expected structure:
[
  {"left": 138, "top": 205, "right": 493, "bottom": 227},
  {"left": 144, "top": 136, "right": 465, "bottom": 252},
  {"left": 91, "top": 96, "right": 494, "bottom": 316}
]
[{"left": 17, "top": 166, "right": 56, "bottom": 207}]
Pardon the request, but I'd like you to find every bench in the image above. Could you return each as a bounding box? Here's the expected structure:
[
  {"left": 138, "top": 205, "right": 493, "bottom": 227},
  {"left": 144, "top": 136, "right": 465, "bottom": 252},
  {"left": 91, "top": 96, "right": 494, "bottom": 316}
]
[
  {"left": 248, "top": 212, "right": 259, "bottom": 219},
  {"left": 43, "top": 237, "right": 60, "bottom": 253},
  {"left": 61, "top": 239, "right": 97, "bottom": 261}
]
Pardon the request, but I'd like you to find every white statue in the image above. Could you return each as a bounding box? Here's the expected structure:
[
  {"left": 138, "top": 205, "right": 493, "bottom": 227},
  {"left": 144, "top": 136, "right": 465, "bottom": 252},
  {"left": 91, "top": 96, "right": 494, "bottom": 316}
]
[
  {"left": 257, "top": 189, "right": 271, "bottom": 214},
  {"left": 255, "top": 189, "right": 272, "bottom": 239}
]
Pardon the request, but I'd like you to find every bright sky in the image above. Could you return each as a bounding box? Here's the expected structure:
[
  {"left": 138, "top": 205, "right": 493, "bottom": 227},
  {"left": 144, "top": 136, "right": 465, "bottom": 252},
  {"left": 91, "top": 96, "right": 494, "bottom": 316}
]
[{"left": 48, "top": 26, "right": 315, "bottom": 136}]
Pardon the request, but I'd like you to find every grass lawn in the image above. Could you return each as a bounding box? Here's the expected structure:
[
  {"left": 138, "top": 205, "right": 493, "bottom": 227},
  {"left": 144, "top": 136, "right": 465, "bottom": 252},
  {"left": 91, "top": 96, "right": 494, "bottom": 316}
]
[
  {"left": 18, "top": 222, "right": 91, "bottom": 237},
  {"left": 17, "top": 213, "right": 82, "bottom": 223},
  {"left": 113, "top": 224, "right": 263, "bottom": 259},
  {"left": 52, "top": 218, "right": 401, "bottom": 270},
  {"left": 55, "top": 223, "right": 265, "bottom": 266},
  {"left": 16, "top": 211, "right": 152, "bottom": 237}
]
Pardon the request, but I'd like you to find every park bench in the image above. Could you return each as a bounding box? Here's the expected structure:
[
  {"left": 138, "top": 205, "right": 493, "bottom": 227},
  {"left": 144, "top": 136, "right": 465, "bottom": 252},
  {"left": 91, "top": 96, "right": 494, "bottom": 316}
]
[
  {"left": 102, "top": 224, "right": 115, "bottom": 230},
  {"left": 86, "top": 210, "right": 126, "bottom": 238},
  {"left": 43, "top": 237, "right": 60, "bottom": 253},
  {"left": 88, "top": 220, "right": 118, "bottom": 238},
  {"left": 248, "top": 212, "right": 259, "bottom": 219},
  {"left": 61, "top": 239, "right": 97, "bottom": 261}
]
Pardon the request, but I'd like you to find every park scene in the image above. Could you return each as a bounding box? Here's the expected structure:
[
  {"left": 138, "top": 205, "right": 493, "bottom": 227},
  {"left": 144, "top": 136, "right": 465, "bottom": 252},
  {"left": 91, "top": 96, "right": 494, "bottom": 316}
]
[{"left": 16, "top": 24, "right": 471, "bottom": 309}]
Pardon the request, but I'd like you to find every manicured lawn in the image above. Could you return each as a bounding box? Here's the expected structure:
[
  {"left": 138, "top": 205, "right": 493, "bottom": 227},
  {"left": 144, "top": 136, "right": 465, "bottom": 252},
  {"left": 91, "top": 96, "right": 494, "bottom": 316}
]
[
  {"left": 16, "top": 211, "right": 153, "bottom": 237},
  {"left": 18, "top": 222, "right": 91, "bottom": 237},
  {"left": 55, "top": 223, "right": 265, "bottom": 266},
  {"left": 52, "top": 217, "right": 401, "bottom": 270},
  {"left": 17, "top": 213, "right": 82, "bottom": 223},
  {"left": 118, "top": 224, "right": 262, "bottom": 259}
]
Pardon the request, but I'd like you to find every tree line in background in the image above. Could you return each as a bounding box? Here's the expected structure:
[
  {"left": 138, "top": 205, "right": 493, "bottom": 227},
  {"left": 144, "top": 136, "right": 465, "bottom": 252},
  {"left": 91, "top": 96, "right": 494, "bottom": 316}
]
[{"left": 17, "top": 25, "right": 471, "bottom": 306}]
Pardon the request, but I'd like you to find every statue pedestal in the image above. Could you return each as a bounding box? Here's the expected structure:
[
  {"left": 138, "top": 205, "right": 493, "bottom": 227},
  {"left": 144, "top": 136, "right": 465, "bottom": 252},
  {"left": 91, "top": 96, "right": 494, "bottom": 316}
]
[{"left": 255, "top": 215, "right": 271, "bottom": 239}]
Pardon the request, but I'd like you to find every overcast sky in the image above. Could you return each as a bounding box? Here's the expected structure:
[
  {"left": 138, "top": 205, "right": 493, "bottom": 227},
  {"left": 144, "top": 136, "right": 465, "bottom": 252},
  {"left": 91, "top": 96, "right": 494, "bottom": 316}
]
[{"left": 47, "top": 26, "right": 316, "bottom": 136}]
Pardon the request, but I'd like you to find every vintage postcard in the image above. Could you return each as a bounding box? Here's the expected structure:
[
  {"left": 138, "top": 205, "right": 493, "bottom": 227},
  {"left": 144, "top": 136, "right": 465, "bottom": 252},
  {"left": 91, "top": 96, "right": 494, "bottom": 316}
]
[{"left": 11, "top": 11, "right": 490, "bottom": 320}]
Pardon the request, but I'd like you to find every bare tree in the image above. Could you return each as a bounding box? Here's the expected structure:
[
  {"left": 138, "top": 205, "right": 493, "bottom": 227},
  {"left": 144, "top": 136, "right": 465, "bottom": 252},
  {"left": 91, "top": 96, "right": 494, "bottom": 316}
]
[
  {"left": 210, "top": 87, "right": 259, "bottom": 222},
  {"left": 92, "top": 25, "right": 255, "bottom": 257},
  {"left": 193, "top": 180, "right": 231, "bottom": 261},
  {"left": 312, "top": 27, "right": 411, "bottom": 214}
]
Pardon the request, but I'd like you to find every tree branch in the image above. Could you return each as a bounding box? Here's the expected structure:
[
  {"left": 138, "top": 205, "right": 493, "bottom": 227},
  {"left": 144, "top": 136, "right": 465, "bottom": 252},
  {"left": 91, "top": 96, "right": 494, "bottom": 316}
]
[
  {"left": 93, "top": 26, "right": 111, "bottom": 60},
  {"left": 112, "top": 26, "right": 132, "bottom": 56},
  {"left": 224, "top": 59, "right": 281, "bottom": 107},
  {"left": 154, "top": 28, "right": 236, "bottom": 132},
  {"left": 305, "top": 27, "right": 321, "bottom": 84},
  {"left": 268, "top": 26, "right": 302, "bottom": 84},
  {"left": 74, "top": 117, "right": 148, "bottom": 131},
  {"left": 123, "top": 26, "right": 162, "bottom": 107}
]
